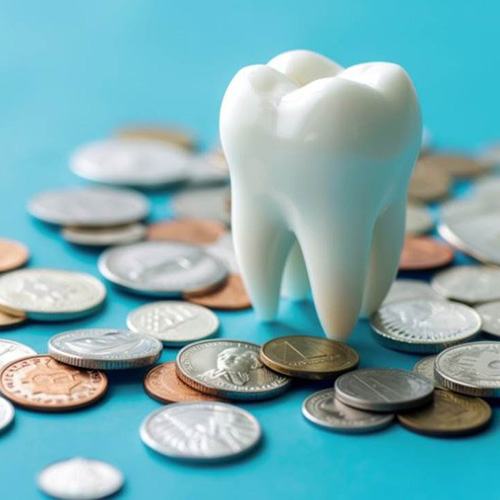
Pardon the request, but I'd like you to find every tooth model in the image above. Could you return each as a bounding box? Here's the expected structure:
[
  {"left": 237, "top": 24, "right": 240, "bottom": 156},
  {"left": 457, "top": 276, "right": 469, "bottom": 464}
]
[{"left": 220, "top": 50, "right": 422, "bottom": 340}]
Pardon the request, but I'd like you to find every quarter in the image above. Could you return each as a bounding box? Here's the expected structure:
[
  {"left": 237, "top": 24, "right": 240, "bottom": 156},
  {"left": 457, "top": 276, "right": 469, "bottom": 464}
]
[
  {"left": 0, "top": 339, "right": 36, "bottom": 369},
  {"left": 382, "top": 279, "right": 444, "bottom": 305},
  {"left": 474, "top": 301, "right": 500, "bottom": 338}
]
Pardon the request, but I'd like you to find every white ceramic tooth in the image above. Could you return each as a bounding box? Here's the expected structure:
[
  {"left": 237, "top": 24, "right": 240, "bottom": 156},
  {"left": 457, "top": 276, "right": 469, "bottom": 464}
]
[{"left": 220, "top": 50, "right": 421, "bottom": 340}]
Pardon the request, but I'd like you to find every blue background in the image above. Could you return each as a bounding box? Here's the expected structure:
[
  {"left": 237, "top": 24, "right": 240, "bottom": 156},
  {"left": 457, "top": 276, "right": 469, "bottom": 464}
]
[{"left": 0, "top": 1, "right": 499, "bottom": 499}]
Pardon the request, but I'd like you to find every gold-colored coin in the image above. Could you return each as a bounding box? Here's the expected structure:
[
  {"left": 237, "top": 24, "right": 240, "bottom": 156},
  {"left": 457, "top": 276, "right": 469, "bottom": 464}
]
[
  {"left": 418, "top": 153, "right": 491, "bottom": 179},
  {"left": 397, "top": 389, "right": 491, "bottom": 436},
  {"left": 260, "top": 335, "right": 359, "bottom": 380},
  {"left": 0, "top": 309, "right": 26, "bottom": 329},
  {"left": 116, "top": 125, "right": 196, "bottom": 150},
  {"left": 408, "top": 159, "right": 451, "bottom": 202}
]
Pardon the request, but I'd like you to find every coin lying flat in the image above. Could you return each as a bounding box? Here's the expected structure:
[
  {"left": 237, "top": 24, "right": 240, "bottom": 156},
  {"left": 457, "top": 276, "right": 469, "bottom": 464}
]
[
  {"left": 260, "top": 335, "right": 359, "bottom": 380},
  {"left": 140, "top": 402, "right": 261, "bottom": 462},
  {"left": 370, "top": 299, "right": 481, "bottom": 353},
  {"left": 335, "top": 369, "right": 434, "bottom": 412},
  {"left": 0, "top": 355, "right": 107, "bottom": 411},
  {"left": 435, "top": 342, "right": 500, "bottom": 397},
  {"left": 478, "top": 144, "right": 500, "bottom": 167},
  {"left": 176, "top": 340, "right": 291, "bottom": 400},
  {"left": 397, "top": 389, "right": 491, "bottom": 436},
  {"left": 37, "top": 457, "right": 124, "bottom": 500},
  {"left": 186, "top": 155, "right": 230, "bottom": 187},
  {"left": 0, "top": 339, "right": 36, "bottom": 369},
  {"left": 147, "top": 218, "right": 226, "bottom": 245},
  {"left": 421, "top": 153, "right": 491, "bottom": 178},
  {"left": 406, "top": 203, "right": 433, "bottom": 235},
  {"left": 98, "top": 241, "right": 228, "bottom": 297},
  {"left": 475, "top": 301, "right": 500, "bottom": 338},
  {"left": 62, "top": 223, "right": 146, "bottom": 247},
  {"left": 0, "top": 268, "right": 106, "bottom": 321},
  {"left": 204, "top": 232, "right": 239, "bottom": 274},
  {"left": 0, "top": 239, "right": 29, "bottom": 272},
  {"left": 49, "top": 329, "right": 162, "bottom": 370},
  {"left": 116, "top": 125, "right": 196, "bottom": 150},
  {"left": 413, "top": 356, "right": 443, "bottom": 388},
  {"left": 0, "top": 397, "right": 14, "bottom": 432},
  {"left": 302, "top": 389, "right": 393, "bottom": 433},
  {"left": 399, "top": 237, "right": 454, "bottom": 271},
  {"left": 408, "top": 159, "right": 451, "bottom": 203},
  {"left": 127, "top": 301, "right": 219, "bottom": 346},
  {"left": 383, "top": 279, "right": 443, "bottom": 305},
  {"left": 0, "top": 309, "right": 27, "bottom": 328}
]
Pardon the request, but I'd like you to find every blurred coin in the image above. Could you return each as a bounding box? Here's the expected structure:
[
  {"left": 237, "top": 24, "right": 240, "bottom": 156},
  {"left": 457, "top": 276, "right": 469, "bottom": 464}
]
[
  {"left": 478, "top": 143, "right": 500, "bottom": 167},
  {"left": 383, "top": 279, "right": 443, "bottom": 305},
  {"left": 420, "top": 153, "right": 491, "bottom": 178},
  {"left": 406, "top": 203, "right": 433, "bottom": 235},
  {"left": 98, "top": 241, "right": 227, "bottom": 297},
  {"left": 399, "top": 237, "right": 454, "bottom": 271},
  {"left": 49, "top": 329, "right": 162, "bottom": 370},
  {"left": 413, "top": 356, "right": 443, "bottom": 388},
  {"left": 473, "top": 176, "right": 500, "bottom": 197},
  {"left": 0, "top": 239, "right": 29, "bottom": 272},
  {"left": 62, "top": 223, "right": 146, "bottom": 247},
  {"left": 475, "top": 301, "right": 500, "bottom": 338},
  {"left": 204, "top": 232, "right": 240, "bottom": 274},
  {"left": 0, "top": 397, "right": 14, "bottom": 431},
  {"left": 408, "top": 159, "right": 451, "bottom": 203},
  {"left": 186, "top": 154, "right": 230, "bottom": 186},
  {"left": 116, "top": 124, "right": 196, "bottom": 150},
  {"left": 302, "top": 389, "right": 393, "bottom": 433},
  {"left": 0, "top": 355, "right": 107, "bottom": 411},
  {"left": 0, "top": 310, "right": 26, "bottom": 328},
  {"left": 147, "top": 218, "right": 226, "bottom": 245},
  {"left": 0, "top": 339, "right": 36, "bottom": 369}
]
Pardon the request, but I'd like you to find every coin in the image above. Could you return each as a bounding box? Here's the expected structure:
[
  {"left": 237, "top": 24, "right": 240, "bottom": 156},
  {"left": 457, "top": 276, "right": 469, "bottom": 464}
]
[
  {"left": 0, "top": 239, "right": 29, "bottom": 272},
  {"left": 473, "top": 175, "right": 500, "bottom": 197},
  {"left": 335, "top": 369, "right": 434, "bottom": 412},
  {"left": 408, "top": 159, "right": 451, "bottom": 203},
  {"left": 478, "top": 143, "right": 500, "bottom": 167},
  {"left": 176, "top": 340, "right": 291, "bottom": 400},
  {"left": 186, "top": 154, "right": 230, "bottom": 186},
  {"left": 37, "top": 457, "right": 124, "bottom": 500},
  {"left": 127, "top": 301, "right": 219, "bottom": 346},
  {"left": 406, "top": 203, "right": 433, "bottom": 235},
  {"left": 397, "top": 389, "right": 491, "bottom": 436},
  {"left": 140, "top": 402, "right": 261, "bottom": 461},
  {"left": 399, "top": 237, "right": 454, "bottom": 271},
  {"left": 260, "top": 335, "right": 359, "bottom": 380},
  {"left": 116, "top": 124, "right": 196, "bottom": 150},
  {"left": 370, "top": 299, "right": 481, "bottom": 353},
  {"left": 0, "top": 355, "right": 107, "bottom": 411},
  {"left": 204, "top": 232, "right": 240, "bottom": 274},
  {"left": 383, "top": 279, "right": 443, "bottom": 305},
  {"left": 144, "top": 362, "right": 220, "bottom": 403},
  {"left": 435, "top": 341, "right": 500, "bottom": 397},
  {"left": 0, "top": 339, "right": 36, "bottom": 369},
  {"left": 147, "top": 218, "right": 226, "bottom": 244},
  {"left": 49, "top": 329, "right": 162, "bottom": 370},
  {"left": 0, "top": 268, "right": 106, "bottom": 320},
  {"left": 62, "top": 223, "right": 146, "bottom": 247},
  {"left": 421, "top": 153, "right": 491, "bottom": 178},
  {"left": 413, "top": 356, "right": 443, "bottom": 388},
  {"left": 0, "top": 397, "right": 14, "bottom": 431},
  {"left": 0, "top": 309, "right": 27, "bottom": 328},
  {"left": 431, "top": 265, "right": 500, "bottom": 304},
  {"left": 302, "top": 389, "right": 393, "bottom": 433},
  {"left": 475, "top": 301, "right": 500, "bottom": 338},
  {"left": 99, "top": 241, "right": 227, "bottom": 297}
]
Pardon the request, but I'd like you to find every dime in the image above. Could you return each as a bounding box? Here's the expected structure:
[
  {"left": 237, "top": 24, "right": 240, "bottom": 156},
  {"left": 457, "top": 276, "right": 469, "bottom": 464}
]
[
  {"left": 431, "top": 265, "right": 500, "bottom": 304},
  {"left": 420, "top": 153, "right": 491, "bottom": 178},
  {"left": 176, "top": 340, "right": 291, "bottom": 400},
  {"left": 144, "top": 362, "right": 220, "bottom": 403},
  {"left": 435, "top": 341, "right": 500, "bottom": 397},
  {"left": 370, "top": 299, "right": 481, "bottom": 353},
  {"left": 0, "top": 309, "right": 26, "bottom": 328},
  {"left": 0, "top": 268, "right": 106, "bottom": 321},
  {"left": 399, "top": 237, "right": 454, "bottom": 271},
  {"left": 0, "top": 355, "right": 107, "bottom": 411},
  {"left": 0, "top": 339, "right": 36, "bottom": 369},
  {"left": 49, "top": 329, "right": 162, "bottom": 370},
  {"left": 140, "top": 402, "right": 261, "bottom": 461},
  {"left": 408, "top": 159, "right": 451, "bottom": 203},
  {"left": 335, "top": 369, "right": 433, "bottom": 412},
  {"left": 127, "top": 301, "right": 219, "bottom": 346},
  {"left": 397, "top": 389, "right": 491, "bottom": 436},
  {"left": 383, "top": 279, "right": 443, "bottom": 305},
  {"left": 147, "top": 218, "right": 226, "bottom": 245},
  {"left": 116, "top": 124, "right": 196, "bottom": 150},
  {"left": 260, "top": 335, "right": 359, "bottom": 380},
  {"left": 204, "top": 232, "right": 240, "bottom": 274},
  {"left": 475, "top": 301, "right": 500, "bottom": 338},
  {"left": 406, "top": 203, "right": 433, "bottom": 235},
  {"left": 37, "top": 457, "right": 124, "bottom": 500},
  {"left": 99, "top": 241, "right": 227, "bottom": 297},
  {"left": 62, "top": 223, "right": 146, "bottom": 247},
  {"left": 0, "top": 239, "right": 29, "bottom": 272},
  {"left": 0, "top": 397, "right": 14, "bottom": 431},
  {"left": 302, "top": 389, "right": 393, "bottom": 433},
  {"left": 413, "top": 356, "right": 443, "bottom": 388}
]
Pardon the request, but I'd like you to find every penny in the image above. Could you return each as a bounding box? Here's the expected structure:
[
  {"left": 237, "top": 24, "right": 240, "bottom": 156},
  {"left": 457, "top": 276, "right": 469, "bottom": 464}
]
[
  {"left": 260, "top": 335, "right": 359, "bottom": 380},
  {"left": 144, "top": 362, "right": 220, "bottom": 403},
  {"left": 408, "top": 159, "right": 451, "bottom": 203},
  {"left": 116, "top": 125, "right": 196, "bottom": 150},
  {"left": 419, "top": 153, "right": 491, "bottom": 178},
  {"left": 0, "top": 339, "right": 36, "bottom": 369},
  {"left": 62, "top": 223, "right": 146, "bottom": 247},
  {"left": 382, "top": 279, "right": 443, "bottom": 305},
  {"left": 0, "top": 355, "right": 107, "bottom": 411},
  {"left": 406, "top": 203, "right": 433, "bottom": 235},
  {"left": 0, "top": 310, "right": 27, "bottom": 328},
  {"left": 399, "top": 237, "right": 454, "bottom": 271},
  {"left": 147, "top": 218, "right": 226, "bottom": 245},
  {"left": 397, "top": 389, "right": 491, "bottom": 436},
  {"left": 0, "top": 397, "right": 14, "bottom": 432},
  {"left": 413, "top": 356, "right": 443, "bottom": 388},
  {"left": 475, "top": 301, "right": 500, "bottom": 338},
  {"left": 0, "top": 239, "right": 29, "bottom": 272}
]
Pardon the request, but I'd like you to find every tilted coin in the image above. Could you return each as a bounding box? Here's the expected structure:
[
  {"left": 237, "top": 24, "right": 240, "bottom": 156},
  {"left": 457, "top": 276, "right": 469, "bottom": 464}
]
[
  {"left": 204, "top": 232, "right": 240, "bottom": 274},
  {"left": 37, "top": 457, "right": 124, "bottom": 500},
  {"left": 62, "top": 223, "right": 146, "bottom": 247},
  {"left": 116, "top": 124, "right": 197, "bottom": 150},
  {"left": 420, "top": 153, "right": 491, "bottom": 178},
  {"left": 399, "top": 237, "right": 454, "bottom": 271},
  {"left": 127, "top": 301, "right": 219, "bottom": 346},
  {"left": 435, "top": 341, "right": 500, "bottom": 397},
  {"left": 176, "top": 340, "right": 291, "bottom": 400},
  {"left": 140, "top": 402, "right": 261, "bottom": 461},
  {"left": 406, "top": 203, "right": 433, "bottom": 235},
  {"left": 408, "top": 159, "right": 451, "bottom": 203},
  {"left": 302, "top": 389, "right": 393, "bottom": 433},
  {"left": 49, "top": 329, "right": 162, "bottom": 370},
  {"left": 147, "top": 218, "right": 226, "bottom": 245},
  {"left": 260, "top": 335, "right": 359, "bottom": 380},
  {"left": 335, "top": 369, "right": 434, "bottom": 412},
  {"left": 413, "top": 356, "right": 443, "bottom": 388},
  {"left": 397, "top": 389, "right": 491, "bottom": 436},
  {"left": 0, "top": 339, "right": 36, "bottom": 369},
  {"left": 0, "top": 268, "right": 106, "bottom": 321},
  {"left": 99, "top": 241, "right": 227, "bottom": 297},
  {"left": 0, "top": 309, "right": 27, "bottom": 328},
  {"left": 0, "top": 355, "right": 107, "bottom": 411},
  {"left": 185, "top": 154, "right": 230, "bottom": 186},
  {"left": 0, "top": 239, "right": 29, "bottom": 272},
  {"left": 475, "top": 301, "right": 500, "bottom": 338},
  {"left": 28, "top": 186, "right": 149, "bottom": 227},
  {"left": 0, "top": 397, "right": 14, "bottom": 431},
  {"left": 383, "top": 279, "right": 443, "bottom": 305},
  {"left": 371, "top": 299, "right": 481, "bottom": 353}
]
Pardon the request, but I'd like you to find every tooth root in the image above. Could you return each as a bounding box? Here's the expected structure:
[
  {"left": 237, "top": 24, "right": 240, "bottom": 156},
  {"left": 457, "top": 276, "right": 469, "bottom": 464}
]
[{"left": 281, "top": 241, "right": 310, "bottom": 301}]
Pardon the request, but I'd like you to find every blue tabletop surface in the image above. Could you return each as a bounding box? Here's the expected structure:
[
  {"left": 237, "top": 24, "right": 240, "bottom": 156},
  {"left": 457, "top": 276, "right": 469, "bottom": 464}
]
[{"left": 1, "top": 2, "right": 499, "bottom": 499}]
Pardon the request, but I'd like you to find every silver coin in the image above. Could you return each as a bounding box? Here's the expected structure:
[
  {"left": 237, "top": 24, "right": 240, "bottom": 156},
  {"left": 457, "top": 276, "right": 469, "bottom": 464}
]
[
  {"left": 140, "top": 402, "right": 261, "bottom": 462},
  {"left": 335, "top": 369, "right": 434, "bottom": 412},
  {"left": 0, "top": 269, "right": 106, "bottom": 321},
  {"left": 98, "top": 241, "right": 228, "bottom": 297},
  {"left": 48, "top": 328, "right": 162, "bottom": 369},
  {"left": 413, "top": 356, "right": 443, "bottom": 388},
  {"left": 473, "top": 175, "right": 500, "bottom": 197},
  {"left": 0, "top": 339, "right": 36, "bottom": 369},
  {"left": 431, "top": 265, "right": 500, "bottom": 304},
  {"left": 70, "top": 138, "right": 190, "bottom": 188},
  {"left": 406, "top": 203, "right": 433, "bottom": 235},
  {"left": 0, "top": 397, "right": 14, "bottom": 432},
  {"left": 383, "top": 279, "right": 444, "bottom": 305},
  {"left": 37, "top": 457, "right": 124, "bottom": 500},
  {"left": 62, "top": 223, "right": 146, "bottom": 247},
  {"left": 28, "top": 186, "right": 149, "bottom": 227},
  {"left": 478, "top": 144, "right": 500, "bottom": 167},
  {"left": 475, "top": 301, "right": 500, "bottom": 338},
  {"left": 371, "top": 299, "right": 481, "bottom": 353},
  {"left": 186, "top": 154, "right": 230, "bottom": 187},
  {"left": 204, "top": 232, "right": 240, "bottom": 274},
  {"left": 302, "top": 389, "right": 393, "bottom": 433},
  {"left": 176, "top": 339, "right": 291, "bottom": 400},
  {"left": 435, "top": 341, "right": 500, "bottom": 397}
]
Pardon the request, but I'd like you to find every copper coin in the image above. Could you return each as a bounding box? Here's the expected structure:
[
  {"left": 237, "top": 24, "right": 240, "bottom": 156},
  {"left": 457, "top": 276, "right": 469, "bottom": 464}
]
[
  {"left": 399, "top": 237, "right": 454, "bottom": 271},
  {"left": 147, "top": 219, "right": 227, "bottom": 245},
  {"left": 0, "top": 239, "right": 29, "bottom": 272},
  {"left": 116, "top": 125, "right": 196, "bottom": 150},
  {"left": 184, "top": 274, "right": 251, "bottom": 310},
  {"left": 0, "top": 355, "right": 107, "bottom": 412},
  {"left": 0, "top": 309, "right": 27, "bottom": 329},
  {"left": 419, "top": 153, "right": 491, "bottom": 178},
  {"left": 144, "top": 362, "right": 220, "bottom": 403}
]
